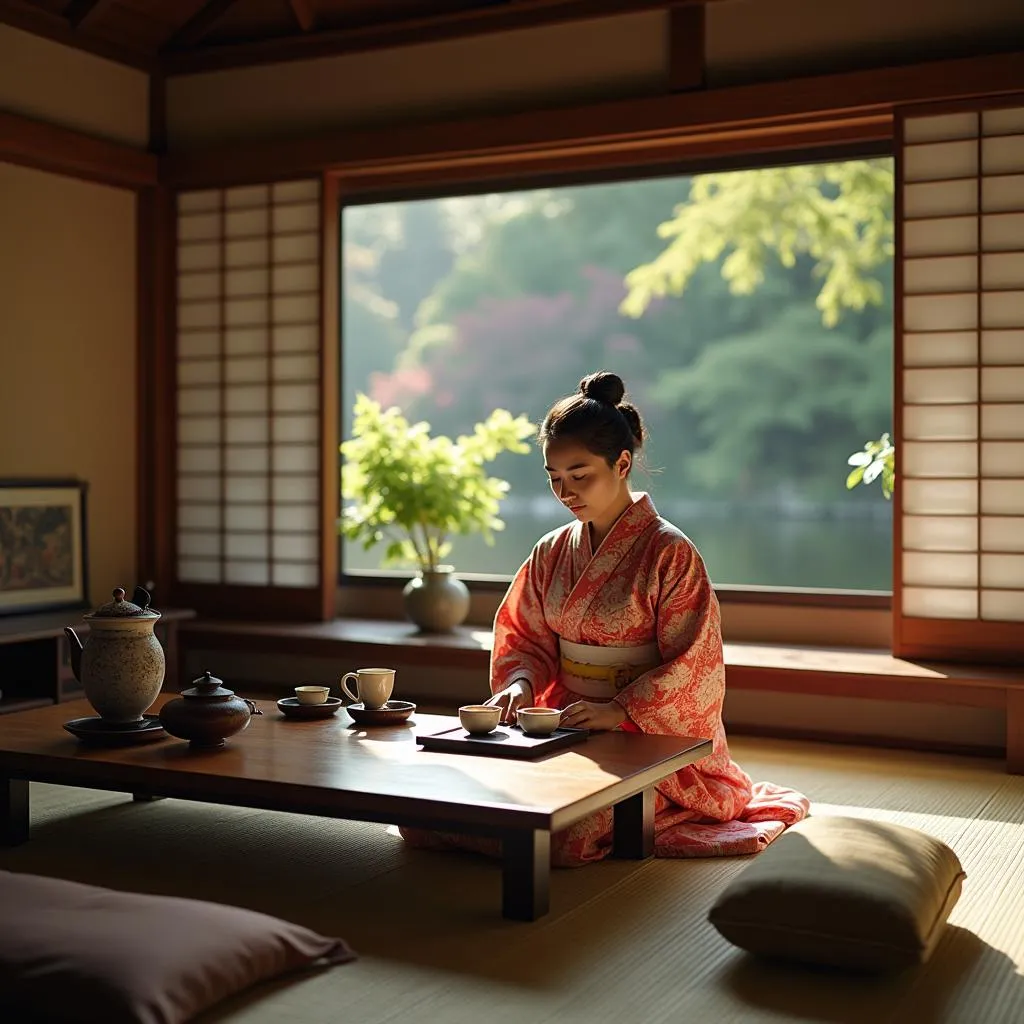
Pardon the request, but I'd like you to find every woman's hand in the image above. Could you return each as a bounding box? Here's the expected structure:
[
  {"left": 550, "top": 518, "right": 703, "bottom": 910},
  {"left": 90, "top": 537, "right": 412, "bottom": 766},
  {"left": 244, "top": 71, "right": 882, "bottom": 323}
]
[
  {"left": 485, "top": 679, "right": 533, "bottom": 724},
  {"left": 560, "top": 699, "right": 628, "bottom": 732}
]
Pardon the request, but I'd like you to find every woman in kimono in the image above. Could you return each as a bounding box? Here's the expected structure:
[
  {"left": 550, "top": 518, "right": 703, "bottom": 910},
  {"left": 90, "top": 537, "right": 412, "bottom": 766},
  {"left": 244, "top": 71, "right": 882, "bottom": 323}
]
[{"left": 403, "top": 371, "right": 807, "bottom": 865}]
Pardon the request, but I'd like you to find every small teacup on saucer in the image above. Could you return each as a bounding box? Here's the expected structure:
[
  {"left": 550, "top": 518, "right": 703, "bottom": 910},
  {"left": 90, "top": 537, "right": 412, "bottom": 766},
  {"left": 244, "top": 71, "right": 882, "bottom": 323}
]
[
  {"left": 295, "top": 685, "right": 330, "bottom": 705},
  {"left": 459, "top": 704, "right": 501, "bottom": 736}
]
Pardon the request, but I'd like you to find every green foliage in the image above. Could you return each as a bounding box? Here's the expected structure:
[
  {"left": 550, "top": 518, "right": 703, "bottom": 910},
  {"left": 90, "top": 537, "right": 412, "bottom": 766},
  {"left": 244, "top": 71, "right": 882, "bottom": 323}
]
[
  {"left": 621, "top": 160, "right": 894, "bottom": 328},
  {"left": 846, "top": 433, "right": 896, "bottom": 499},
  {"left": 340, "top": 394, "right": 536, "bottom": 572}
]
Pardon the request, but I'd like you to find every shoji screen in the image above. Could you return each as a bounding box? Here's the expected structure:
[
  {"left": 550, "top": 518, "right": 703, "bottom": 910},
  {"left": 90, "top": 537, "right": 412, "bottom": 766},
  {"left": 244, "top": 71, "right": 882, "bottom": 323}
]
[
  {"left": 174, "top": 179, "right": 327, "bottom": 619},
  {"left": 897, "top": 99, "right": 1024, "bottom": 662}
]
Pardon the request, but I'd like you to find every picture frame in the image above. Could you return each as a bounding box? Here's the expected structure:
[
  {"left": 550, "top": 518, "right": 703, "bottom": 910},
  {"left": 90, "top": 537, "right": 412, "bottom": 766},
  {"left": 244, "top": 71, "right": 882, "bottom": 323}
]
[{"left": 0, "top": 479, "right": 89, "bottom": 617}]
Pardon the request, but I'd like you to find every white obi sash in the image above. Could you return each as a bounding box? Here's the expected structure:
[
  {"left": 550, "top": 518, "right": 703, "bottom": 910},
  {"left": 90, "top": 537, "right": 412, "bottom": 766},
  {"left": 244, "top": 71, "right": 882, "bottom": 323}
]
[{"left": 558, "top": 637, "right": 660, "bottom": 700}]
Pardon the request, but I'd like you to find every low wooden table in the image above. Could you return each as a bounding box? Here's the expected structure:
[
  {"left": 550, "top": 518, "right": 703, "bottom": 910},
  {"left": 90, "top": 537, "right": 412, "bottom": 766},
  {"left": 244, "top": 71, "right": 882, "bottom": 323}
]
[{"left": 0, "top": 696, "right": 711, "bottom": 921}]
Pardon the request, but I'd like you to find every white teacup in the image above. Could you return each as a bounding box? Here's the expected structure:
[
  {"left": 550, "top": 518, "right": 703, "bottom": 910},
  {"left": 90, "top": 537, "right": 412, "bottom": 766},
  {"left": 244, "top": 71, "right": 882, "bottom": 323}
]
[
  {"left": 517, "top": 706, "right": 563, "bottom": 736},
  {"left": 341, "top": 667, "right": 395, "bottom": 710},
  {"left": 295, "top": 685, "right": 330, "bottom": 705},
  {"left": 459, "top": 704, "right": 501, "bottom": 736}
]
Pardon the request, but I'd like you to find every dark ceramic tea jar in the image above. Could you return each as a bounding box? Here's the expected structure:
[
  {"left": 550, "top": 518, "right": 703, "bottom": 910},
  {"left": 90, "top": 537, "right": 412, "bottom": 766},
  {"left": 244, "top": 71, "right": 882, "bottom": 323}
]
[{"left": 159, "top": 670, "right": 260, "bottom": 750}]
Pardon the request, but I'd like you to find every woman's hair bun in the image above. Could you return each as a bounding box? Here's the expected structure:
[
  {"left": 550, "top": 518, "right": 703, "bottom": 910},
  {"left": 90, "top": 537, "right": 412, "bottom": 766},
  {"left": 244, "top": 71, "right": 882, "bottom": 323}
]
[{"left": 578, "top": 371, "right": 625, "bottom": 407}]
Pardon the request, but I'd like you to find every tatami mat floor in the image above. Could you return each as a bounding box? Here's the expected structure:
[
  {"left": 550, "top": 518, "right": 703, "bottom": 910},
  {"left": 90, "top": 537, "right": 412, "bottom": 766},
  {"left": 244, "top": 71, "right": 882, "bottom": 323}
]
[{"left": 3, "top": 737, "right": 1022, "bottom": 1023}]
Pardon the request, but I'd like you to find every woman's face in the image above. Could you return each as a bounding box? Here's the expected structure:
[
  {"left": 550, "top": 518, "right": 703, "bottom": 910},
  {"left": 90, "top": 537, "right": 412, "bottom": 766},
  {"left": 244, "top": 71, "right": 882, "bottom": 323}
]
[{"left": 543, "top": 439, "right": 631, "bottom": 526}]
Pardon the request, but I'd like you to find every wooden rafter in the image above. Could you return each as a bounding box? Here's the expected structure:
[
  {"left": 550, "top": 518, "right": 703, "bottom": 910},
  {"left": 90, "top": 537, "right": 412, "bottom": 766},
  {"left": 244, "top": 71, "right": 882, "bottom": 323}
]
[
  {"left": 160, "top": 0, "right": 239, "bottom": 52},
  {"left": 63, "top": 0, "right": 114, "bottom": 31},
  {"left": 288, "top": 0, "right": 317, "bottom": 33}
]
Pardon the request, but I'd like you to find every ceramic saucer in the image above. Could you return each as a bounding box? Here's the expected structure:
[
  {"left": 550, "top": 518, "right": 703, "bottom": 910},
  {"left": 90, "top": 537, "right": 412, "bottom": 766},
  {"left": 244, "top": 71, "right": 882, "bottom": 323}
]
[
  {"left": 277, "top": 696, "right": 343, "bottom": 720},
  {"left": 346, "top": 700, "right": 416, "bottom": 726},
  {"left": 64, "top": 714, "right": 166, "bottom": 747}
]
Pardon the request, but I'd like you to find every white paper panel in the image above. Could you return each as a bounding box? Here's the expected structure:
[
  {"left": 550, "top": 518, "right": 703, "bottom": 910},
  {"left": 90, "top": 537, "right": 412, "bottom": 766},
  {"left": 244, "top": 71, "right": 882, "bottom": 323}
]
[
  {"left": 224, "top": 327, "right": 267, "bottom": 355},
  {"left": 904, "top": 293, "right": 977, "bottom": 332},
  {"left": 225, "top": 416, "right": 269, "bottom": 444},
  {"left": 226, "top": 207, "right": 269, "bottom": 237},
  {"left": 178, "top": 273, "right": 219, "bottom": 301},
  {"left": 902, "top": 515, "right": 977, "bottom": 552},
  {"left": 225, "top": 267, "right": 270, "bottom": 296},
  {"left": 982, "top": 479, "right": 1024, "bottom": 514},
  {"left": 982, "top": 253, "right": 1024, "bottom": 291},
  {"left": 982, "top": 516, "right": 1024, "bottom": 552},
  {"left": 902, "top": 478, "right": 978, "bottom": 515},
  {"left": 903, "top": 551, "right": 978, "bottom": 588},
  {"left": 273, "top": 180, "right": 319, "bottom": 202},
  {"left": 903, "top": 179, "right": 976, "bottom": 219},
  {"left": 178, "top": 190, "right": 219, "bottom": 213},
  {"left": 177, "top": 503, "right": 219, "bottom": 530},
  {"left": 273, "top": 202, "right": 319, "bottom": 233},
  {"left": 902, "top": 586, "right": 978, "bottom": 619},
  {"left": 982, "top": 292, "right": 1024, "bottom": 330},
  {"left": 272, "top": 534, "right": 319, "bottom": 561},
  {"left": 981, "top": 553, "right": 1024, "bottom": 589},
  {"left": 178, "top": 301, "right": 219, "bottom": 330},
  {"left": 273, "top": 383, "right": 318, "bottom": 413},
  {"left": 178, "top": 416, "right": 220, "bottom": 445},
  {"left": 902, "top": 441, "right": 977, "bottom": 478},
  {"left": 904, "top": 256, "right": 977, "bottom": 294},
  {"left": 225, "top": 298, "right": 267, "bottom": 327},
  {"left": 981, "top": 441, "right": 1024, "bottom": 477},
  {"left": 226, "top": 534, "right": 269, "bottom": 559},
  {"left": 273, "top": 444, "right": 318, "bottom": 474},
  {"left": 178, "top": 388, "right": 220, "bottom": 416},
  {"left": 273, "top": 263, "right": 319, "bottom": 293},
  {"left": 178, "top": 447, "right": 219, "bottom": 474},
  {"left": 903, "top": 404, "right": 977, "bottom": 440},
  {"left": 178, "top": 532, "right": 220, "bottom": 558},
  {"left": 903, "top": 217, "right": 978, "bottom": 257},
  {"left": 981, "top": 589, "right": 1024, "bottom": 621},
  {"left": 178, "top": 359, "right": 220, "bottom": 386},
  {"left": 177, "top": 242, "right": 220, "bottom": 271},
  {"left": 225, "top": 237, "right": 269, "bottom": 267},
  {"left": 272, "top": 563, "right": 318, "bottom": 587},
  {"left": 983, "top": 213, "right": 1024, "bottom": 251},
  {"left": 178, "top": 559, "right": 220, "bottom": 583},
  {"left": 225, "top": 562, "right": 270, "bottom": 585},
  {"left": 273, "top": 324, "right": 318, "bottom": 352},
  {"left": 178, "top": 212, "right": 220, "bottom": 242},
  {"left": 904, "top": 332, "right": 977, "bottom": 367},
  {"left": 983, "top": 174, "right": 1024, "bottom": 213},
  {"left": 272, "top": 294, "right": 318, "bottom": 324},
  {"left": 984, "top": 107, "right": 1024, "bottom": 135},
  {"left": 178, "top": 476, "right": 219, "bottom": 501},
  {"left": 272, "top": 354, "right": 319, "bottom": 381},
  {"left": 981, "top": 403, "right": 1024, "bottom": 439},
  {"left": 273, "top": 415, "right": 319, "bottom": 444},
  {"left": 903, "top": 140, "right": 978, "bottom": 181},
  {"left": 903, "top": 367, "right": 978, "bottom": 404},
  {"left": 274, "top": 505, "right": 319, "bottom": 531},
  {"left": 225, "top": 504, "right": 269, "bottom": 531},
  {"left": 225, "top": 476, "right": 268, "bottom": 503},
  {"left": 225, "top": 385, "right": 268, "bottom": 414},
  {"left": 982, "top": 366, "right": 1024, "bottom": 401},
  {"left": 225, "top": 356, "right": 268, "bottom": 384},
  {"left": 983, "top": 135, "right": 1024, "bottom": 175},
  {"left": 273, "top": 475, "right": 318, "bottom": 503},
  {"left": 225, "top": 184, "right": 269, "bottom": 208},
  {"left": 273, "top": 233, "right": 318, "bottom": 263},
  {"left": 178, "top": 331, "right": 220, "bottom": 359},
  {"left": 904, "top": 112, "right": 978, "bottom": 144},
  {"left": 225, "top": 446, "right": 269, "bottom": 473}
]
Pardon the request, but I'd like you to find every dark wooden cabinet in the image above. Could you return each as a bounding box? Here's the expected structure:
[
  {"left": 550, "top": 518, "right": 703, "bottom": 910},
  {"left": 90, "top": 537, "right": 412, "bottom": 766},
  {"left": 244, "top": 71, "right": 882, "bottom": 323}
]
[{"left": 0, "top": 609, "right": 194, "bottom": 715}]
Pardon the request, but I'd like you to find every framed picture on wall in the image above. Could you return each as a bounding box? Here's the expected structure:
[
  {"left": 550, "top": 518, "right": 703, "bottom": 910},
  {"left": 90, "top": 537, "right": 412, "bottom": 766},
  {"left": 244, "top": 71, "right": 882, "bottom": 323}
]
[{"left": 0, "top": 479, "right": 88, "bottom": 617}]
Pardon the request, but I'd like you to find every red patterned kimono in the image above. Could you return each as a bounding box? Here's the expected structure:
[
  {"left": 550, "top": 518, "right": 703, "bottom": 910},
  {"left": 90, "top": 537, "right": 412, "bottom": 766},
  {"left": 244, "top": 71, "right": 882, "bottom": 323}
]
[{"left": 402, "top": 493, "right": 808, "bottom": 865}]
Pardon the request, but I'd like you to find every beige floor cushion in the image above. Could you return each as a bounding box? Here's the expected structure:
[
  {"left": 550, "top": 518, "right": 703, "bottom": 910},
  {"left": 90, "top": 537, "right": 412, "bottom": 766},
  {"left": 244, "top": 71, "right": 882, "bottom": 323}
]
[
  {"left": 0, "top": 869, "right": 355, "bottom": 1024},
  {"left": 708, "top": 815, "right": 965, "bottom": 972}
]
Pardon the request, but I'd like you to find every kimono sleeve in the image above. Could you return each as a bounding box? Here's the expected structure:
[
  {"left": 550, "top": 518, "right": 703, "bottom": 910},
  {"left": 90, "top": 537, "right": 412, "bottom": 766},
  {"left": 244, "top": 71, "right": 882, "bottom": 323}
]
[
  {"left": 612, "top": 539, "right": 726, "bottom": 737},
  {"left": 489, "top": 544, "right": 560, "bottom": 699}
]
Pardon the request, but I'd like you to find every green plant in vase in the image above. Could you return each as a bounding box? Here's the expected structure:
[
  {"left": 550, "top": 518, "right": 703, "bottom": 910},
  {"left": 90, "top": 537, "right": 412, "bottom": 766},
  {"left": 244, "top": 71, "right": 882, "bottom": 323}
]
[{"left": 340, "top": 393, "right": 536, "bottom": 631}]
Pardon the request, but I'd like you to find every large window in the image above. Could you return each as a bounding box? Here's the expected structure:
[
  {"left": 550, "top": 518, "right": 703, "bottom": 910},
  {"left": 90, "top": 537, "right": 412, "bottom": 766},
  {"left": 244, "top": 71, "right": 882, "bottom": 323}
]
[{"left": 341, "top": 158, "right": 894, "bottom": 592}]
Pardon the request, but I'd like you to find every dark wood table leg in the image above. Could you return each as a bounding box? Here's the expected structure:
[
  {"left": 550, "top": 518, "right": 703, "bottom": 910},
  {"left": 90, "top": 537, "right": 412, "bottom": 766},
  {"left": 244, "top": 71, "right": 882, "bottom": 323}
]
[
  {"left": 612, "top": 787, "right": 655, "bottom": 859},
  {"left": 502, "top": 829, "right": 551, "bottom": 921},
  {"left": 132, "top": 794, "right": 166, "bottom": 802},
  {"left": 1, "top": 778, "right": 29, "bottom": 846}
]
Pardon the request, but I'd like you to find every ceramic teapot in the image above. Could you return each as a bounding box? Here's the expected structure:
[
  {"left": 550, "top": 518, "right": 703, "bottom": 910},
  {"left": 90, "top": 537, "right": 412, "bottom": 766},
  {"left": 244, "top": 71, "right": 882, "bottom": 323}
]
[
  {"left": 64, "top": 587, "right": 165, "bottom": 724},
  {"left": 159, "top": 670, "right": 261, "bottom": 750}
]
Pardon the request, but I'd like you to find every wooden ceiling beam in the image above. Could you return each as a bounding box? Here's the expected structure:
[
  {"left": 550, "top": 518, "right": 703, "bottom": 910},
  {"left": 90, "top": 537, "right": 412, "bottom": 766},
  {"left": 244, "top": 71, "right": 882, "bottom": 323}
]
[
  {"left": 161, "top": 0, "right": 240, "bottom": 53},
  {"left": 63, "top": 0, "right": 116, "bottom": 31},
  {"left": 288, "top": 0, "right": 317, "bottom": 33}
]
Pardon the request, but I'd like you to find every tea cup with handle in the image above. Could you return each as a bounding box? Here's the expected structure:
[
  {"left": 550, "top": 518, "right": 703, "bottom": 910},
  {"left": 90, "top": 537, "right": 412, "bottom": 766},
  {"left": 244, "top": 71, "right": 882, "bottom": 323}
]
[{"left": 341, "top": 667, "right": 395, "bottom": 710}]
